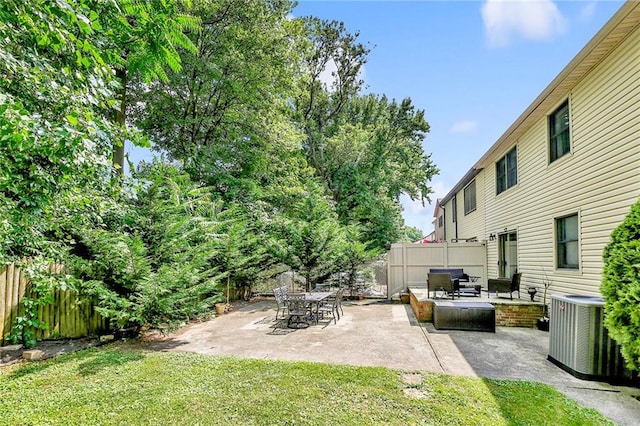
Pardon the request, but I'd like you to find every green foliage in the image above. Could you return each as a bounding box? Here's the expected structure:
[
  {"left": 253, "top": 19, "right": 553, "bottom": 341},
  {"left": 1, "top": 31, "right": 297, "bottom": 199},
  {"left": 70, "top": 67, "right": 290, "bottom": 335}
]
[
  {"left": 100, "top": 0, "right": 200, "bottom": 170},
  {"left": 1, "top": 0, "right": 442, "bottom": 341},
  {"left": 132, "top": 164, "right": 227, "bottom": 326},
  {"left": 59, "top": 163, "right": 231, "bottom": 330},
  {"left": 403, "top": 226, "right": 425, "bottom": 242},
  {"left": 66, "top": 228, "right": 150, "bottom": 329},
  {"left": 130, "top": 0, "right": 303, "bottom": 196},
  {"left": 271, "top": 182, "right": 346, "bottom": 291},
  {"left": 601, "top": 198, "right": 640, "bottom": 371},
  {"left": 0, "top": 0, "right": 117, "bottom": 262},
  {"left": 335, "top": 226, "right": 378, "bottom": 295},
  {"left": 296, "top": 25, "right": 438, "bottom": 250}
]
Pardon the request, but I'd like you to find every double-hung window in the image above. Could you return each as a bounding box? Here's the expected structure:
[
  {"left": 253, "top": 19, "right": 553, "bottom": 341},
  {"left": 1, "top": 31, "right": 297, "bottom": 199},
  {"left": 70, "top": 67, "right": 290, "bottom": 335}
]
[
  {"left": 549, "top": 100, "right": 570, "bottom": 162},
  {"left": 556, "top": 214, "right": 579, "bottom": 269},
  {"left": 464, "top": 180, "right": 476, "bottom": 215},
  {"left": 496, "top": 146, "right": 517, "bottom": 194}
]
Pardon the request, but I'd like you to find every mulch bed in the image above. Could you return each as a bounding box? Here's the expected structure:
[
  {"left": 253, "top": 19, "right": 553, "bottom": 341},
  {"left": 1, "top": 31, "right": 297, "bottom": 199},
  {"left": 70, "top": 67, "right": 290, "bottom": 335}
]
[{"left": 1, "top": 337, "right": 102, "bottom": 368}]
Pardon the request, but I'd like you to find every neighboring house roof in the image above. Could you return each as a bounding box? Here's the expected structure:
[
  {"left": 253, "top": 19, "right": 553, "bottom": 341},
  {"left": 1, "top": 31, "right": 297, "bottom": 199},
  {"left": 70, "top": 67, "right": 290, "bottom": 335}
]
[
  {"left": 444, "top": 1, "right": 640, "bottom": 195},
  {"left": 432, "top": 198, "right": 443, "bottom": 217}
]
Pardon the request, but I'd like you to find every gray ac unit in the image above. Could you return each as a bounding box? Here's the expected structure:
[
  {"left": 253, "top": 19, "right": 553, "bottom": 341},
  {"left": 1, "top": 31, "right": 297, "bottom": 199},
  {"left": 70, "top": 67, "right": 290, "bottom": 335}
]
[{"left": 548, "top": 294, "right": 633, "bottom": 383}]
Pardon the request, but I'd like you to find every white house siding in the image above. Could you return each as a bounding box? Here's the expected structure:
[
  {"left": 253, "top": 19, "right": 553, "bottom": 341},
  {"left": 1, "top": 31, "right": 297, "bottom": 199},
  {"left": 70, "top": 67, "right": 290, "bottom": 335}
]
[{"left": 481, "top": 23, "right": 640, "bottom": 297}]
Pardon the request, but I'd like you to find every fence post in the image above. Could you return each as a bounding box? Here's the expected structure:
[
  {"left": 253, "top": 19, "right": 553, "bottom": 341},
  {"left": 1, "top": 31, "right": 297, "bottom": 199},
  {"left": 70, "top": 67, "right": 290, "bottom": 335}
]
[
  {"left": 443, "top": 242, "right": 449, "bottom": 268},
  {"left": 402, "top": 244, "right": 408, "bottom": 294}
]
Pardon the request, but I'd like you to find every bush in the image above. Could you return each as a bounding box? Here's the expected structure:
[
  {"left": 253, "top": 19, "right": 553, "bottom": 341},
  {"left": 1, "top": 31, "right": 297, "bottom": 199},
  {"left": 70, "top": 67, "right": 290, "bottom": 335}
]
[{"left": 601, "top": 198, "right": 640, "bottom": 371}]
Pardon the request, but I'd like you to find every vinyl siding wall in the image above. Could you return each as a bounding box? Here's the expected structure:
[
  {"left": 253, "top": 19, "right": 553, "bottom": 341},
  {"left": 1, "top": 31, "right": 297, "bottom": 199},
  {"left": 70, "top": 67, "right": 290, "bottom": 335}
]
[{"left": 480, "top": 24, "right": 640, "bottom": 296}]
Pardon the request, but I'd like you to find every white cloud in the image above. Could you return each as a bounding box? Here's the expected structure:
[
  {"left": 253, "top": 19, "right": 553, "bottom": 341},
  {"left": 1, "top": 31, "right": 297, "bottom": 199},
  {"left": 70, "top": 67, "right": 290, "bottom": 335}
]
[
  {"left": 401, "top": 181, "right": 449, "bottom": 234},
  {"left": 401, "top": 194, "right": 429, "bottom": 216},
  {"left": 579, "top": 1, "right": 597, "bottom": 22},
  {"left": 450, "top": 120, "right": 478, "bottom": 134},
  {"left": 318, "top": 58, "right": 367, "bottom": 92},
  {"left": 318, "top": 58, "right": 338, "bottom": 89},
  {"left": 482, "top": 0, "right": 567, "bottom": 48}
]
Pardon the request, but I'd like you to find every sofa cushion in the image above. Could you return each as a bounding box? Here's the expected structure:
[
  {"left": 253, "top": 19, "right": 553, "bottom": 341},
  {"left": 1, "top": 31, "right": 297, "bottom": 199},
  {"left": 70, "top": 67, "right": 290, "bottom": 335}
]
[{"left": 429, "top": 268, "right": 469, "bottom": 282}]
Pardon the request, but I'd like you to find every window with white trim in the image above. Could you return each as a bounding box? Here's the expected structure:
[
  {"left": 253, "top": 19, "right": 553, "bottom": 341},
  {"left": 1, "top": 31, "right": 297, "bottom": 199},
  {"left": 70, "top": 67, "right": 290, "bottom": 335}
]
[
  {"left": 556, "top": 214, "right": 579, "bottom": 269},
  {"left": 549, "top": 100, "right": 570, "bottom": 163},
  {"left": 496, "top": 146, "right": 517, "bottom": 194},
  {"left": 464, "top": 180, "right": 476, "bottom": 215}
]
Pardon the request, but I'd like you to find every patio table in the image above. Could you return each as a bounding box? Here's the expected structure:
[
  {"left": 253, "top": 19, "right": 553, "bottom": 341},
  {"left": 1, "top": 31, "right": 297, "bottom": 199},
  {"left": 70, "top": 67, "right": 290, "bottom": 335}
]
[
  {"left": 286, "top": 292, "right": 335, "bottom": 328},
  {"left": 304, "top": 292, "right": 336, "bottom": 324}
]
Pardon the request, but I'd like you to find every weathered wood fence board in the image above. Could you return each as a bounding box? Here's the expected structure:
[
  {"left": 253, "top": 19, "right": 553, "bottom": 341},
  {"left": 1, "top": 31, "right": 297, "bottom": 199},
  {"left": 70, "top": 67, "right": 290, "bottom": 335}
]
[{"left": 0, "top": 264, "right": 109, "bottom": 345}]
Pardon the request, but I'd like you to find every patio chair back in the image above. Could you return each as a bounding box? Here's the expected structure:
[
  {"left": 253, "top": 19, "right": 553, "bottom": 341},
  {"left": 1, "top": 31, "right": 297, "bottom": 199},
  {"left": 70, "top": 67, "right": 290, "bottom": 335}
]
[
  {"left": 427, "top": 273, "right": 460, "bottom": 299},
  {"left": 273, "top": 287, "right": 289, "bottom": 320},
  {"left": 286, "top": 294, "right": 311, "bottom": 328},
  {"left": 335, "top": 288, "right": 344, "bottom": 317}
]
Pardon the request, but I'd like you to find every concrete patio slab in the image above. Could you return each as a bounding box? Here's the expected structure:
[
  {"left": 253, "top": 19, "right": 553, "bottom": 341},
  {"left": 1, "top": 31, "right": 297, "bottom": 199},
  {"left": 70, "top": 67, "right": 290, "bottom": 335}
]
[{"left": 146, "top": 299, "right": 465, "bottom": 373}]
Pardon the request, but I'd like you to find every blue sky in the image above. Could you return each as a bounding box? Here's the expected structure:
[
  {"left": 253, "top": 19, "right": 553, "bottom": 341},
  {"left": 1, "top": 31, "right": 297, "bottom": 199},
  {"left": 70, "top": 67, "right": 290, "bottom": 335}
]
[
  {"left": 128, "top": 0, "right": 625, "bottom": 235},
  {"left": 292, "top": 0, "right": 624, "bottom": 235}
]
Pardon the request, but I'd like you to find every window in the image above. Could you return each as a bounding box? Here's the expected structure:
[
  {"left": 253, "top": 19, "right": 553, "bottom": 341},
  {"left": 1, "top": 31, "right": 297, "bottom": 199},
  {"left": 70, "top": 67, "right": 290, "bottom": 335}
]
[
  {"left": 464, "top": 180, "right": 476, "bottom": 214},
  {"left": 452, "top": 196, "right": 457, "bottom": 223},
  {"left": 438, "top": 215, "right": 443, "bottom": 228},
  {"left": 496, "top": 146, "right": 517, "bottom": 194},
  {"left": 556, "top": 214, "right": 579, "bottom": 269},
  {"left": 549, "top": 100, "right": 570, "bottom": 163}
]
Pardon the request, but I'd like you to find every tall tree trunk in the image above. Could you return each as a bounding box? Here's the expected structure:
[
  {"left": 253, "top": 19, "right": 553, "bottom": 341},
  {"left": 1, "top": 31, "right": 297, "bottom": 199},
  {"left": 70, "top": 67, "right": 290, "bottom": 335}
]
[{"left": 113, "top": 68, "right": 128, "bottom": 176}]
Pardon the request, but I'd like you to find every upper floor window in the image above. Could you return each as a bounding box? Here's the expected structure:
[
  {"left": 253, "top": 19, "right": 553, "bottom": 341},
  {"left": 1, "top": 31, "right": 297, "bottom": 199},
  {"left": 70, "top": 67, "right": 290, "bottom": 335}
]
[
  {"left": 438, "top": 215, "right": 443, "bottom": 228},
  {"left": 556, "top": 214, "right": 579, "bottom": 269},
  {"left": 496, "top": 146, "right": 517, "bottom": 194},
  {"left": 549, "top": 100, "right": 570, "bottom": 163},
  {"left": 464, "top": 180, "right": 476, "bottom": 215}
]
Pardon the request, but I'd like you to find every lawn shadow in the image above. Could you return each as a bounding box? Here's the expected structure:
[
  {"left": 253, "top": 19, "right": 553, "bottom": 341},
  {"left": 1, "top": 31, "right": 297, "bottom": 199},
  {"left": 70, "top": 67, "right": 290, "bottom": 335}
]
[
  {"left": 76, "top": 348, "right": 144, "bottom": 376},
  {"left": 5, "top": 344, "right": 112, "bottom": 379}
]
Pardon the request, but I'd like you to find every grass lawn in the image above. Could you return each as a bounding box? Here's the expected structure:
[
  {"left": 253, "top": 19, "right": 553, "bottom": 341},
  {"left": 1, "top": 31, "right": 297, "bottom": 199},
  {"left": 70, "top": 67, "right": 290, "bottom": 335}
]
[{"left": 0, "top": 344, "right": 611, "bottom": 425}]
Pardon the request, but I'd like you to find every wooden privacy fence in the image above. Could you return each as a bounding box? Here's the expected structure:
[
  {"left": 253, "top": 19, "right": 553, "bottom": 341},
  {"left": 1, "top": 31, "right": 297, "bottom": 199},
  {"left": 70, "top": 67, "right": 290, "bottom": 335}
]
[
  {"left": 387, "top": 242, "right": 487, "bottom": 299},
  {"left": 0, "top": 263, "right": 109, "bottom": 345}
]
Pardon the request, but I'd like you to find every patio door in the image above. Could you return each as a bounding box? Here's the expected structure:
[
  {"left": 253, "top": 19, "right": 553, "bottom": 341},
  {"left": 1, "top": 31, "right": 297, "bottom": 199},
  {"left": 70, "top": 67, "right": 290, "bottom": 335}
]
[{"left": 498, "top": 232, "right": 518, "bottom": 278}]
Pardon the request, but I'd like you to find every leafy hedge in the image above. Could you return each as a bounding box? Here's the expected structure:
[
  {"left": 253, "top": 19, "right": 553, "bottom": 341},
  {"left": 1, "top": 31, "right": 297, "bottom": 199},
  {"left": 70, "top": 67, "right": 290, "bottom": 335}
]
[{"left": 601, "top": 199, "right": 640, "bottom": 371}]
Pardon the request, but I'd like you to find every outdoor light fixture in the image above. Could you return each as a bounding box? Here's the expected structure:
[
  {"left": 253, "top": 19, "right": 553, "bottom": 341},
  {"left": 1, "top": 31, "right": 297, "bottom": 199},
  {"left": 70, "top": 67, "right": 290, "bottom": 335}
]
[{"left": 489, "top": 233, "right": 496, "bottom": 241}]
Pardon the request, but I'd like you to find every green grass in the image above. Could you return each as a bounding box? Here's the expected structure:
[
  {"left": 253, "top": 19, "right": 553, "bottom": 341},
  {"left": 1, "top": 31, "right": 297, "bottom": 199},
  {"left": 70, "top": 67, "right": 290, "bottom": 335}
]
[{"left": 0, "top": 344, "right": 611, "bottom": 425}]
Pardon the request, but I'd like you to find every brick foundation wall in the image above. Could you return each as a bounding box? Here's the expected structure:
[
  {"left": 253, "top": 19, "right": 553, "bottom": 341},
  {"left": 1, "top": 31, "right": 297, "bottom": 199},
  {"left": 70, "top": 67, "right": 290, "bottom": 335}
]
[
  {"left": 494, "top": 303, "right": 544, "bottom": 327},
  {"left": 409, "top": 291, "right": 433, "bottom": 322},
  {"left": 409, "top": 289, "right": 544, "bottom": 327}
]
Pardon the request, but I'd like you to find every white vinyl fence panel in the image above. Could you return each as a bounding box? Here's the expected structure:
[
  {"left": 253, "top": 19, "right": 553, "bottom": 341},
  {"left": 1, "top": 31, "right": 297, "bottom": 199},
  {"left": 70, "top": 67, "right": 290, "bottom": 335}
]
[{"left": 387, "top": 242, "right": 487, "bottom": 299}]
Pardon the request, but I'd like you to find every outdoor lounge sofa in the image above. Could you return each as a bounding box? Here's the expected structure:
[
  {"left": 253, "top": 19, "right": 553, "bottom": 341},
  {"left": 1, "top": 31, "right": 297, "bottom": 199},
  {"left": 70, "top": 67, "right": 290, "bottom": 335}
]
[
  {"left": 429, "top": 268, "right": 481, "bottom": 296},
  {"left": 429, "top": 268, "right": 470, "bottom": 282},
  {"left": 487, "top": 273, "right": 522, "bottom": 300}
]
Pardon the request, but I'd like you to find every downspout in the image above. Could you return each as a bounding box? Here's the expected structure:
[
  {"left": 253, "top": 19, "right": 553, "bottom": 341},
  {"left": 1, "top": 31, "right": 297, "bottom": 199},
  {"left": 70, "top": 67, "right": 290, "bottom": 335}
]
[
  {"left": 441, "top": 204, "right": 446, "bottom": 241},
  {"left": 454, "top": 195, "right": 459, "bottom": 241}
]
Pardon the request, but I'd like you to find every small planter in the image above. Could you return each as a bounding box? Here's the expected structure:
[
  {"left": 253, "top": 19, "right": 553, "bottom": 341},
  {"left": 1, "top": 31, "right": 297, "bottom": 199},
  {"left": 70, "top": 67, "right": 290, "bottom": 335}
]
[
  {"left": 400, "top": 293, "right": 410, "bottom": 304},
  {"left": 215, "top": 303, "right": 226, "bottom": 316},
  {"left": 537, "top": 317, "right": 549, "bottom": 331}
]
